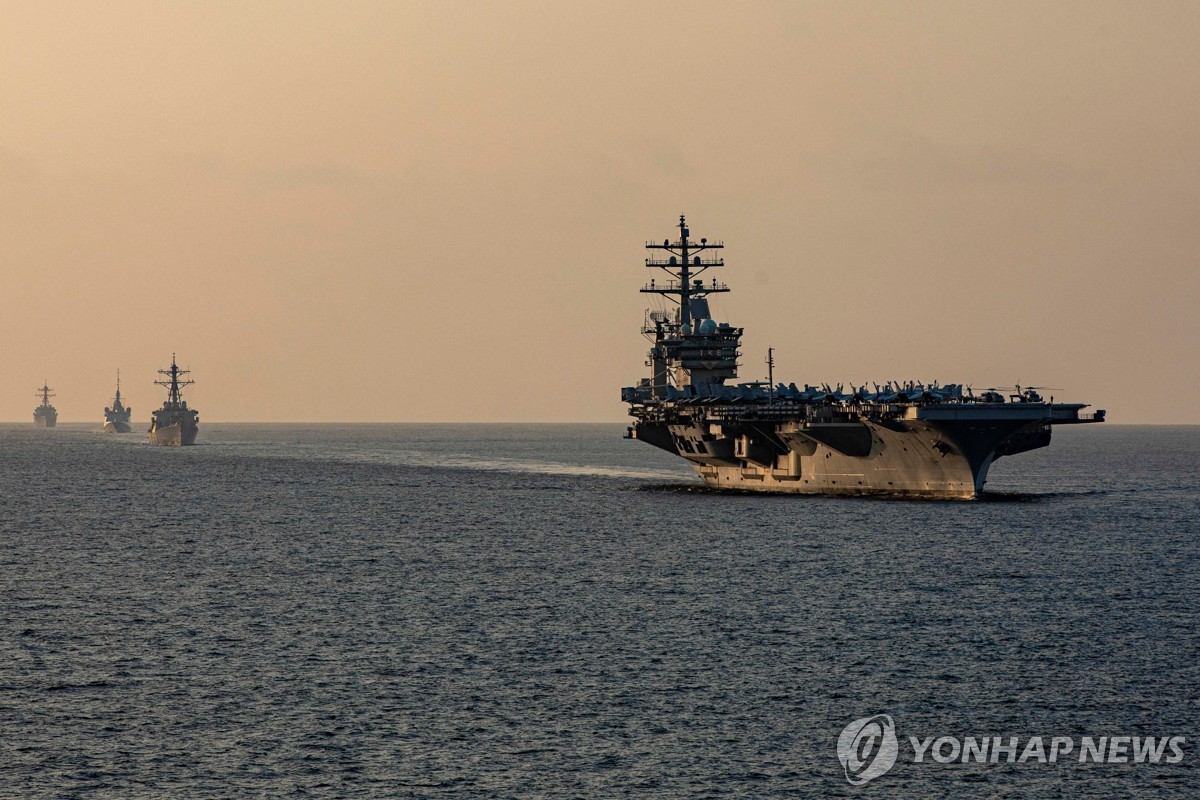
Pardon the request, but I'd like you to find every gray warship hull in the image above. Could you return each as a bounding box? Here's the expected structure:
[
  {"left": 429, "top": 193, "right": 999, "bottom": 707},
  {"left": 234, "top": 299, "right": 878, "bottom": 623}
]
[
  {"left": 148, "top": 420, "right": 197, "bottom": 446},
  {"left": 34, "top": 412, "right": 57, "bottom": 429},
  {"left": 104, "top": 419, "right": 133, "bottom": 433}
]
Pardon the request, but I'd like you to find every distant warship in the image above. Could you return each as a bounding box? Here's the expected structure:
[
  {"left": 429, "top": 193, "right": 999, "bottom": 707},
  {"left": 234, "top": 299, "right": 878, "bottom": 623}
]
[
  {"left": 33, "top": 383, "right": 57, "bottom": 428},
  {"left": 103, "top": 370, "right": 133, "bottom": 433},
  {"left": 148, "top": 355, "right": 198, "bottom": 446},
  {"left": 622, "top": 217, "right": 1105, "bottom": 498}
]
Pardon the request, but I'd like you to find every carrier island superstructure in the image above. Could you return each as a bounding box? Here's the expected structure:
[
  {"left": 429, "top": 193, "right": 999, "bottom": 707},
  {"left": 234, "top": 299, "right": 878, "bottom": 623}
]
[{"left": 622, "top": 217, "right": 1105, "bottom": 498}]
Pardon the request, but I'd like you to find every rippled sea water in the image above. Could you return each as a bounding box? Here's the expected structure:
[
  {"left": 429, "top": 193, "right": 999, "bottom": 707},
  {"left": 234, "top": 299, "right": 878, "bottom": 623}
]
[{"left": 1, "top": 423, "right": 1197, "bottom": 798}]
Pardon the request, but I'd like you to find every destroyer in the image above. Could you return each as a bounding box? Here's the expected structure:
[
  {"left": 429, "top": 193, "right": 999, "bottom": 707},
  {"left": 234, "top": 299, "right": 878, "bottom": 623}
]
[
  {"left": 622, "top": 217, "right": 1105, "bottom": 498},
  {"left": 148, "top": 354, "right": 199, "bottom": 446},
  {"left": 103, "top": 370, "right": 133, "bottom": 433},
  {"left": 33, "top": 382, "right": 57, "bottom": 428}
]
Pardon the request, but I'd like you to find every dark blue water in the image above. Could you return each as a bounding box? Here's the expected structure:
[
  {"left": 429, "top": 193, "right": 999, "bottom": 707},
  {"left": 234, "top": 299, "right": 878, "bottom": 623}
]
[{"left": 1, "top": 423, "right": 1197, "bottom": 797}]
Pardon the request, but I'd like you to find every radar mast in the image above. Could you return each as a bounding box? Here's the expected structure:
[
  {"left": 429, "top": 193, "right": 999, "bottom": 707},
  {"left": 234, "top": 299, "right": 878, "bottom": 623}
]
[
  {"left": 641, "top": 214, "right": 728, "bottom": 327},
  {"left": 154, "top": 353, "right": 194, "bottom": 407},
  {"left": 36, "top": 382, "right": 55, "bottom": 407}
]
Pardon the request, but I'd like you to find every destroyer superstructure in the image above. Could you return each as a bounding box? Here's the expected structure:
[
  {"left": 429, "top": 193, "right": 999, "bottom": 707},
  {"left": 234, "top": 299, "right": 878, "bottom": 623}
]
[
  {"left": 148, "top": 355, "right": 198, "bottom": 446},
  {"left": 33, "top": 382, "right": 57, "bottom": 428},
  {"left": 103, "top": 370, "right": 133, "bottom": 433},
  {"left": 622, "top": 217, "right": 1105, "bottom": 498}
]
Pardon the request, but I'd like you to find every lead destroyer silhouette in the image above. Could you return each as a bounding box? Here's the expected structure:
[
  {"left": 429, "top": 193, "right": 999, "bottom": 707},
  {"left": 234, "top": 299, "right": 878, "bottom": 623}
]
[
  {"left": 622, "top": 217, "right": 1105, "bottom": 498},
  {"left": 148, "top": 355, "right": 199, "bottom": 446},
  {"left": 33, "top": 382, "right": 57, "bottom": 428}
]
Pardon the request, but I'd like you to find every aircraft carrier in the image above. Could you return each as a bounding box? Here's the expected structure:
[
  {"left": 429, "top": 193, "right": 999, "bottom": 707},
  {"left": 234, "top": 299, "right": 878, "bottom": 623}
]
[
  {"left": 148, "top": 355, "right": 199, "bottom": 446},
  {"left": 33, "top": 382, "right": 57, "bottom": 428},
  {"left": 622, "top": 217, "right": 1105, "bottom": 498}
]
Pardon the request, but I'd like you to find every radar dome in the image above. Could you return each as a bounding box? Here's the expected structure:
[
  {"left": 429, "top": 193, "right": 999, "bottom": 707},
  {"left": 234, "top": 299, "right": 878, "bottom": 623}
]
[{"left": 699, "top": 319, "right": 718, "bottom": 335}]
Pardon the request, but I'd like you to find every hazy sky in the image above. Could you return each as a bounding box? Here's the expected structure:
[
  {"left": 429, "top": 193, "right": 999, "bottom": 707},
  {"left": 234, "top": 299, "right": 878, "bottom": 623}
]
[{"left": 3, "top": 1, "right": 1197, "bottom": 422}]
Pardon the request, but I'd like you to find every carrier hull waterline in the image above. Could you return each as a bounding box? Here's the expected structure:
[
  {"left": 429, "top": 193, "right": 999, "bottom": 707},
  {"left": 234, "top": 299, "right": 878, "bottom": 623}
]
[
  {"left": 634, "top": 406, "right": 1069, "bottom": 499},
  {"left": 622, "top": 217, "right": 1104, "bottom": 499},
  {"left": 148, "top": 355, "right": 199, "bottom": 446}
]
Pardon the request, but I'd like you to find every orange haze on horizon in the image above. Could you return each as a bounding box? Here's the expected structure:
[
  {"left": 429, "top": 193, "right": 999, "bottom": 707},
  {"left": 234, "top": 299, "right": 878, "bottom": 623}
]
[{"left": 2, "top": 2, "right": 1198, "bottom": 423}]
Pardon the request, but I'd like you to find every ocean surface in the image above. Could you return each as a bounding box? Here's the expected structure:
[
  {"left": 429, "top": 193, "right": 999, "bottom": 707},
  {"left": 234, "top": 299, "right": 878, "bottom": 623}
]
[{"left": 1, "top": 423, "right": 1196, "bottom": 798}]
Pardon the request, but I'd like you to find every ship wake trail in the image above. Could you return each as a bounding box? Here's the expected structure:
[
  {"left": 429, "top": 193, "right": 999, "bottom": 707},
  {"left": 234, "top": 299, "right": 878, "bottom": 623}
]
[
  {"left": 236, "top": 442, "right": 690, "bottom": 482},
  {"left": 371, "top": 453, "right": 688, "bottom": 482}
]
